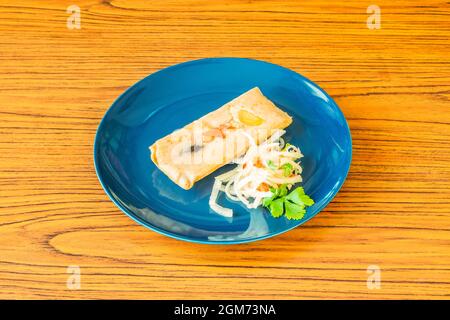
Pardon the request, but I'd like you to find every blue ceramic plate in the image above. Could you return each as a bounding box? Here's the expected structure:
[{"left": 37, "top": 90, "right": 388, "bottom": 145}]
[{"left": 94, "top": 58, "right": 352, "bottom": 244}]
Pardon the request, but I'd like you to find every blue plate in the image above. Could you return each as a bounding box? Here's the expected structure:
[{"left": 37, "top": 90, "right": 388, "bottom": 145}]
[{"left": 94, "top": 58, "right": 352, "bottom": 244}]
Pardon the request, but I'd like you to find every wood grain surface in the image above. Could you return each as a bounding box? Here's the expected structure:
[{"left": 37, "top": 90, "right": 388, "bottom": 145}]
[{"left": 0, "top": 0, "right": 449, "bottom": 299}]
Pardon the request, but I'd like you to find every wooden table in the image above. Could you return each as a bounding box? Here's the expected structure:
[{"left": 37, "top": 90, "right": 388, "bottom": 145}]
[{"left": 0, "top": 0, "right": 449, "bottom": 299}]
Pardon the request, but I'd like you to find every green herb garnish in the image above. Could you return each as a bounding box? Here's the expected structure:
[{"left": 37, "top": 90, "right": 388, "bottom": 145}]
[
  {"left": 282, "top": 143, "right": 292, "bottom": 151},
  {"left": 277, "top": 185, "right": 288, "bottom": 196},
  {"left": 280, "top": 163, "right": 293, "bottom": 177},
  {"left": 262, "top": 186, "right": 314, "bottom": 220},
  {"left": 269, "top": 198, "right": 284, "bottom": 218},
  {"left": 267, "top": 160, "right": 277, "bottom": 170}
]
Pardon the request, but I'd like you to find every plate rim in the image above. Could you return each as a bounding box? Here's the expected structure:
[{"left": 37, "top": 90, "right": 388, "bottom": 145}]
[{"left": 93, "top": 57, "right": 353, "bottom": 245}]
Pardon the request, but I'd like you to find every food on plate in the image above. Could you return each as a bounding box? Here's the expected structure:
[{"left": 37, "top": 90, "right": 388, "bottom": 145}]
[
  {"left": 149, "top": 87, "right": 292, "bottom": 190},
  {"left": 209, "top": 129, "right": 314, "bottom": 219}
]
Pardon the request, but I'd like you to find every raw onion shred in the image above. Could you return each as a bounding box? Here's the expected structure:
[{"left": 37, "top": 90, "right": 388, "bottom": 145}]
[{"left": 209, "top": 129, "right": 304, "bottom": 217}]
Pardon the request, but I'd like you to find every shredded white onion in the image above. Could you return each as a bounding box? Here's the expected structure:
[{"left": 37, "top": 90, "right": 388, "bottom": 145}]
[
  {"left": 209, "top": 179, "right": 233, "bottom": 217},
  {"left": 209, "top": 129, "right": 304, "bottom": 217}
]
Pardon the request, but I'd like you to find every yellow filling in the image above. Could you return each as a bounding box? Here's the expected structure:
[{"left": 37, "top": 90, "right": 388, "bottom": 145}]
[{"left": 238, "top": 109, "right": 264, "bottom": 126}]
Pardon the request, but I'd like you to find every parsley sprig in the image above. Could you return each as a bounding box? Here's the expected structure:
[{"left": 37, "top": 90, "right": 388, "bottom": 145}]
[{"left": 262, "top": 185, "right": 314, "bottom": 220}]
